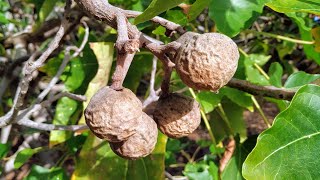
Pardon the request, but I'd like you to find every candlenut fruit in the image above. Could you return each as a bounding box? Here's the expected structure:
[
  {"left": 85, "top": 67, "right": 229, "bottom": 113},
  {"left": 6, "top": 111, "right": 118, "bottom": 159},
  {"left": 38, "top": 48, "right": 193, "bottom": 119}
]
[
  {"left": 109, "top": 113, "right": 158, "bottom": 160},
  {"left": 84, "top": 86, "right": 142, "bottom": 142},
  {"left": 153, "top": 93, "right": 201, "bottom": 138},
  {"left": 175, "top": 32, "right": 239, "bottom": 92}
]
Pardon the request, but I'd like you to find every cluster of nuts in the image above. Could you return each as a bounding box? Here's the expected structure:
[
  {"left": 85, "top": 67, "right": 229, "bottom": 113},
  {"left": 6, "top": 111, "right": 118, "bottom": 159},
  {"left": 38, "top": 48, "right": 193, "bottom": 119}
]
[{"left": 84, "top": 32, "right": 239, "bottom": 159}]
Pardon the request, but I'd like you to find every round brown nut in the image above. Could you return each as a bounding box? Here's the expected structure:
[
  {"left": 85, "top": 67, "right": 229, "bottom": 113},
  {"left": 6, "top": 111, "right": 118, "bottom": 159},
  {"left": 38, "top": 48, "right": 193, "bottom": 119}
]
[
  {"left": 84, "top": 86, "right": 142, "bottom": 142},
  {"left": 175, "top": 32, "right": 239, "bottom": 92},
  {"left": 153, "top": 93, "right": 201, "bottom": 138},
  {"left": 109, "top": 113, "right": 158, "bottom": 160}
]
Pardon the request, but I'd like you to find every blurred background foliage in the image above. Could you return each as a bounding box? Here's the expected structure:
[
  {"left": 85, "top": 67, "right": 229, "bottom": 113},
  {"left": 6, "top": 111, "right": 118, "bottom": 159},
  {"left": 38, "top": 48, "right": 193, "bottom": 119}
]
[{"left": 1, "top": 0, "right": 320, "bottom": 179}]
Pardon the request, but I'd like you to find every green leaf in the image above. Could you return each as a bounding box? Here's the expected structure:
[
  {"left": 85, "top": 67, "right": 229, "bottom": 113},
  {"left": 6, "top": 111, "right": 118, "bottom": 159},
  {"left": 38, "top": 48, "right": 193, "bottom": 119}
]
[
  {"left": 0, "top": 13, "right": 9, "bottom": 24},
  {"left": 38, "top": 0, "right": 58, "bottom": 22},
  {"left": 78, "top": 42, "right": 114, "bottom": 124},
  {"left": 165, "top": 10, "right": 188, "bottom": 26},
  {"left": 72, "top": 133, "right": 128, "bottom": 179},
  {"left": 73, "top": 42, "right": 167, "bottom": 179},
  {"left": 210, "top": 101, "right": 247, "bottom": 142},
  {"left": 184, "top": 161, "right": 218, "bottom": 180},
  {"left": 25, "top": 165, "right": 67, "bottom": 180},
  {"left": 266, "top": 0, "right": 320, "bottom": 15},
  {"left": 243, "top": 85, "right": 320, "bottom": 179},
  {"left": 73, "top": 132, "right": 167, "bottom": 180},
  {"left": 284, "top": 71, "right": 320, "bottom": 89},
  {"left": 50, "top": 28, "right": 99, "bottom": 145},
  {"left": 123, "top": 53, "right": 153, "bottom": 92},
  {"left": 0, "top": 143, "right": 10, "bottom": 159},
  {"left": 287, "top": 12, "right": 320, "bottom": 64},
  {"left": 268, "top": 62, "right": 283, "bottom": 87},
  {"left": 134, "top": 0, "right": 184, "bottom": 24},
  {"left": 196, "top": 91, "right": 223, "bottom": 113},
  {"left": 49, "top": 97, "right": 79, "bottom": 146},
  {"left": 220, "top": 87, "right": 254, "bottom": 112},
  {"left": 221, "top": 136, "right": 257, "bottom": 180},
  {"left": 209, "top": 0, "right": 266, "bottom": 37},
  {"left": 14, "top": 148, "right": 42, "bottom": 169},
  {"left": 187, "top": 0, "right": 211, "bottom": 21},
  {"left": 244, "top": 54, "right": 270, "bottom": 85},
  {"left": 152, "top": 26, "right": 166, "bottom": 36}
]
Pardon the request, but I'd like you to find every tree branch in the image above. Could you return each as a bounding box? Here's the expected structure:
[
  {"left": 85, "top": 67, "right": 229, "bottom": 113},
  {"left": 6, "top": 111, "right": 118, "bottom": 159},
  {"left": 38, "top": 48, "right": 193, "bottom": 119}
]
[
  {"left": 17, "top": 119, "right": 88, "bottom": 131},
  {"left": 227, "top": 78, "right": 296, "bottom": 100}
]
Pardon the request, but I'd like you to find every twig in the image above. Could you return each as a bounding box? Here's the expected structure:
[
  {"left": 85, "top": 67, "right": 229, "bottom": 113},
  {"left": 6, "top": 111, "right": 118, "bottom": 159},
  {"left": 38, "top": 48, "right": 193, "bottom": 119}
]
[
  {"left": 227, "top": 78, "right": 296, "bottom": 100},
  {"left": 122, "top": 10, "right": 185, "bottom": 35},
  {"left": 16, "top": 119, "right": 88, "bottom": 131},
  {"left": 36, "top": 21, "right": 89, "bottom": 103},
  {"left": 251, "top": 96, "right": 271, "bottom": 128},
  {"left": 143, "top": 56, "right": 159, "bottom": 108},
  {"left": 14, "top": 92, "right": 86, "bottom": 128},
  {"left": 0, "top": 6, "right": 74, "bottom": 127}
]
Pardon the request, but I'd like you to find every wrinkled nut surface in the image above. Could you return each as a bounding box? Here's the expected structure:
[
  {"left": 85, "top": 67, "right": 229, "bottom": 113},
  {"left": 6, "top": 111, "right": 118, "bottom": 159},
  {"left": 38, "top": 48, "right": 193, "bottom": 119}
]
[
  {"left": 175, "top": 32, "right": 239, "bottom": 92},
  {"left": 153, "top": 93, "right": 201, "bottom": 138},
  {"left": 109, "top": 113, "right": 158, "bottom": 160},
  {"left": 84, "top": 86, "right": 142, "bottom": 142}
]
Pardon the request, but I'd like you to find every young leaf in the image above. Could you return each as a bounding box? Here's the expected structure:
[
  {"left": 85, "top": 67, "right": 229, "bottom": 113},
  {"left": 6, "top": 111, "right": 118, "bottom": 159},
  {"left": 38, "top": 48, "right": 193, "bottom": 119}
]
[
  {"left": 268, "top": 62, "right": 283, "bottom": 87},
  {"left": 243, "top": 85, "right": 320, "bottom": 179},
  {"left": 244, "top": 54, "right": 270, "bottom": 85},
  {"left": 14, "top": 148, "right": 42, "bottom": 169},
  {"left": 134, "top": 0, "right": 184, "bottom": 24},
  {"left": 209, "top": 0, "right": 266, "bottom": 37}
]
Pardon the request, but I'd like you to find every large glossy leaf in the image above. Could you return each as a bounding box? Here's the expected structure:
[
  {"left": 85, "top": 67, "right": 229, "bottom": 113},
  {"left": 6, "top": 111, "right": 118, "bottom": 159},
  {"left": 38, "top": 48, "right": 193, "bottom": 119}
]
[
  {"left": 209, "top": 0, "right": 266, "bottom": 37},
  {"left": 243, "top": 85, "right": 320, "bottom": 179},
  {"left": 134, "top": 0, "right": 184, "bottom": 24},
  {"left": 267, "top": 0, "right": 320, "bottom": 15},
  {"left": 284, "top": 71, "right": 320, "bottom": 89}
]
